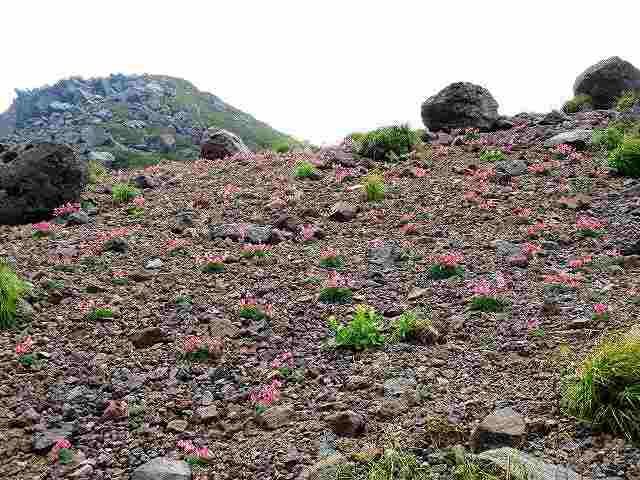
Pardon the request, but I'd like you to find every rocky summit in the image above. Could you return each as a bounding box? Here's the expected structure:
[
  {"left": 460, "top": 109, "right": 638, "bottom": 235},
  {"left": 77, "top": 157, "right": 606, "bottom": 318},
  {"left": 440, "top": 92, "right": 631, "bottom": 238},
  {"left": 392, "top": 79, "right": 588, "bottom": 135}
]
[
  {"left": 1, "top": 55, "right": 640, "bottom": 480},
  {"left": 0, "top": 73, "right": 294, "bottom": 169}
]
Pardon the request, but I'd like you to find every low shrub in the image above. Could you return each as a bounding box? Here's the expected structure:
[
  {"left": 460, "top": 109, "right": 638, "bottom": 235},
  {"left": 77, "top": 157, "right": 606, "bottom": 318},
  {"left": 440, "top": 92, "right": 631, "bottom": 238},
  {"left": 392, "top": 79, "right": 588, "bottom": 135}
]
[
  {"left": 389, "top": 309, "right": 438, "bottom": 343},
  {"left": 327, "top": 304, "right": 384, "bottom": 350},
  {"left": 592, "top": 126, "right": 625, "bottom": 152},
  {"left": 561, "top": 327, "right": 640, "bottom": 441},
  {"left": 357, "top": 124, "right": 418, "bottom": 161},
  {"left": 479, "top": 149, "right": 506, "bottom": 162},
  {"left": 294, "top": 160, "right": 318, "bottom": 179},
  {"left": 608, "top": 135, "right": 640, "bottom": 177},
  {"left": 563, "top": 94, "right": 592, "bottom": 114},
  {"left": 616, "top": 90, "right": 640, "bottom": 112},
  {"left": 363, "top": 170, "right": 385, "bottom": 202},
  {"left": 272, "top": 140, "right": 290, "bottom": 154}
]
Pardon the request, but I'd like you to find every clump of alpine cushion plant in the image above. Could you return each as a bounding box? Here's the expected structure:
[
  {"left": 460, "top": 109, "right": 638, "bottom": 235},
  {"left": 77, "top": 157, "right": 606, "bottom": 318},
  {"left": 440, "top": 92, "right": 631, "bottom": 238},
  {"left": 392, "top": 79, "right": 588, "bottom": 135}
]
[
  {"left": 31, "top": 221, "right": 61, "bottom": 239},
  {"left": 562, "top": 327, "right": 640, "bottom": 441},
  {"left": 125, "top": 196, "right": 145, "bottom": 216},
  {"left": 479, "top": 149, "right": 506, "bottom": 162},
  {"left": 318, "top": 271, "right": 353, "bottom": 304},
  {"left": 111, "top": 182, "right": 141, "bottom": 204},
  {"left": 250, "top": 378, "right": 283, "bottom": 415},
  {"left": 196, "top": 254, "right": 226, "bottom": 273},
  {"left": 357, "top": 123, "right": 418, "bottom": 161},
  {"left": 0, "top": 260, "right": 28, "bottom": 330},
  {"left": 15, "top": 335, "right": 35, "bottom": 368},
  {"left": 592, "top": 303, "right": 610, "bottom": 321},
  {"left": 428, "top": 252, "right": 465, "bottom": 280},
  {"left": 77, "top": 299, "right": 113, "bottom": 321},
  {"left": 608, "top": 135, "right": 640, "bottom": 178},
  {"left": 110, "top": 271, "right": 129, "bottom": 285},
  {"left": 241, "top": 243, "right": 271, "bottom": 259},
  {"left": 164, "top": 238, "right": 191, "bottom": 257},
  {"left": 319, "top": 247, "right": 345, "bottom": 270},
  {"left": 176, "top": 440, "right": 213, "bottom": 467},
  {"left": 182, "top": 335, "right": 222, "bottom": 362},
  {"left": 575, "top": 215, "right": 606, "bottom": 238},
  {"left": 51, "top": 439, "right": 73, "bottom": 465},
  {"left": 327, "top": 304, "right": 384, "bottom": 350},
  {"left": 238, "top": 297, "right": 272, "bottom": 321},
  {"left": 468, "top": 277, "right": 508, "bottom": 313}
]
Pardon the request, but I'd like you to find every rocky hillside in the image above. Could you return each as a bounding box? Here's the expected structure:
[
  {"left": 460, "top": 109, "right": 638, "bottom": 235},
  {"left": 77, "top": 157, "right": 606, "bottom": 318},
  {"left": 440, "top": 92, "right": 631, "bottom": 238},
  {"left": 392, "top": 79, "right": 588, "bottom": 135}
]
[{"left": 0, "top": 73, "right": 296, "bottom": 169}]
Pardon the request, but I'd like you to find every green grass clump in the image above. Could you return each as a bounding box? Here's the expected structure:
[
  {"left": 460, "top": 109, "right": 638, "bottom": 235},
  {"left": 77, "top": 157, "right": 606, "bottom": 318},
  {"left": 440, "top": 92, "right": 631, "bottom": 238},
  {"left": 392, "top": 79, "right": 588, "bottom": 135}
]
[
  {"left": 318, "top": 286, "right": 353, "bottom": 304},
  {"left": 87, "top": 307, "right": 114, "bottom": 321},
  {"left": 563, "top": 94, "right": 592, "bottom": 114},
  {"left": 88, "top": 160, "right": 108, "bottom": 184},
  {"left": 592, "top": 126, "right": 625, "bottom": 152},
  {"left": 469, "top": 296, "right": 505, "bottom": 313},
  {"left": 364, "top": 171, "right": 385, "bottom": 202},
  {"left": 608, "top": 135, "right": 640, "bottom": 177},
  {"left": 561, "top": 327, "right": 640, "bottom": 441},
  {"left": 327, "top": 304, "right": 384, "bottom": 350},
  {"left": 479, "top": 149, "right": 506, "bottom": 162},
  {"left": 616, "top": 90, "right": 640, "bottom": 112},
  {"left": 112, "top": 182, "right": 141, "bottom": 204},
  {"left": 335, "top": 448, "right": 432, "bottom": 480},
  {"left": 357, "top": 124, "right": 418, "bottom": 161},
  {"left": 0, "top": 260, "right": 28, "bottom": 329},
  {"left": 294, "top": 160, "right": 319, "bottom": 179}
]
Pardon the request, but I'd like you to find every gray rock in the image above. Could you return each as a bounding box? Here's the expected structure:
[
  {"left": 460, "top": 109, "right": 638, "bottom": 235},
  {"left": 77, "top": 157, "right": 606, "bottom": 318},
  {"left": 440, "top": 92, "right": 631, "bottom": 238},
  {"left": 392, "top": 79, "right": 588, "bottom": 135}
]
[
  {"left": 49, "top": 101, "right": 75, "bottom": 112},
  {"left": 470, "top": 407, "right": 526, "bottom": 452},
  {"left": 325, "top": 410, "right": 366, "bottom": 437},
  {"left": 543, "top": 129, "right": 593, "bottom": 148},
  {"left": 200, "top": 127, "right": 250, "bottom": 160},
  {"left": 421, "top": 82, "right": 500, "bottom": 132},
  {"left": 495, "top": 160, "right": 528, "bottom": 176},
  {"left": 208, "top": 223, "right": 277, "bottom": 244},
  {"left": 475, "top": 447, "right": 579, "bottom": 480},
  {"left": 131, "top": 457, "right": 191, "bottom": 480},
  {"left": 81, "top": 125, "right": 110, "bottom": 148},
  {"left": 145, "top": 258, "right": 163, "bottom": 269},
  {"left": 573, "top": 56, "right": 640, "bottom": 109},
  {"left": 66, "top": 211, "right": 90, "bottom": 225},
  {"left": 145, "top": 132, "right": 176, "bottom": 153}
]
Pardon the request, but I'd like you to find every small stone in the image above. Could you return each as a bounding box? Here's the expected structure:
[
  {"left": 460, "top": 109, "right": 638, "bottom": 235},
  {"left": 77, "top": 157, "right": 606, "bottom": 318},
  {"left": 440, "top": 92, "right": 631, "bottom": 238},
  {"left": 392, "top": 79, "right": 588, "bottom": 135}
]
[
  {"left": 166, "top": 419, "right": 188, "bottom": 432},
  {"left": 470, "top": 407, "right": 526, "bottom": 452}
]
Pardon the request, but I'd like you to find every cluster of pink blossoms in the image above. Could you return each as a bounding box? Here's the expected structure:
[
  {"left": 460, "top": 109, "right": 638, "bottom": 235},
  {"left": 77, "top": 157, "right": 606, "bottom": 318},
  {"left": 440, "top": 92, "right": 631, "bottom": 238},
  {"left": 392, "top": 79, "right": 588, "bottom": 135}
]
[
  {"left": 334, "top": 166, "right": 358, "bottom": 183},
  {"left": 51, "top": 439, "right": 72, "bottom": 460},
  {"left": 320, "top": 247, "right": 340, "bottom": 261},
  {"left": 196, "top": 254, "right": 225, "bottom": 266},
  {"left": 176, "top": 440, "right": 212, "bottom": 459},
  {"left": 542, "top": 271, "right": 583, "bottom": 288},
  {"left": 568, "top": 255, "right": 593, "bottom": 269},
  {"left": 325, "top": 270, "right": 349, "bottom": 289},
  {"left": 300, "top": 224, "right": 316, "bottom": 241},
  {"left": 242, "top": 243, "right": 271, "bottom": 257},
  {"left": 271, "top": 352, "right": 294, "bottom": 369},
  {"left": 470, "top": 272, "right": 509, "bottom": 297},
  {"left": 32, "top": 222, "right": 62, "bottom": 235},
  {"left": 184, "top": 336, "right": 220, "bottom": 354},
  {"left": 576, "top": 216, "right": 605, "bottom": 232},
  {"left": 53, "top": 202, "right": 80, "bottom": 217},
  {"left": 551, "top": 143, "right": 584, "bottom": 162},
  {"left": 250, "top": 379, "right": 283, "bottom": 409},
  {"left": 434, "top": 252, "right": 464, "bottom": 268},
  {"left": 81, "top": 225, "right": 142, "bottom": 256},
  {"left": 593, "top": 303, "right": 609, "bottom": 315},
  {"left": 15, "top": 336, "right": 34, "bottom": 355},
  {"left": 164, "top": 238, "right": 190, "bottom": 255}
]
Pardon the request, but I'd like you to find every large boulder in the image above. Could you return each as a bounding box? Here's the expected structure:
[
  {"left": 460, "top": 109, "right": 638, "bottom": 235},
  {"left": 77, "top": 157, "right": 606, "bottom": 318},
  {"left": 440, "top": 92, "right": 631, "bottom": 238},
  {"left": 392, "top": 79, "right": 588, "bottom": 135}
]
[
  {"left": 573, "top": 56, "right": 640, "bottom": 109},
  {"left": 421, "top": 82, "right": 500, "bottom": 132},
  {"left": 0, "top": 143, "right": 88, "bottom": 225},
  {"left": 200, "top": 127, "right": 250, "bottom": 160}
]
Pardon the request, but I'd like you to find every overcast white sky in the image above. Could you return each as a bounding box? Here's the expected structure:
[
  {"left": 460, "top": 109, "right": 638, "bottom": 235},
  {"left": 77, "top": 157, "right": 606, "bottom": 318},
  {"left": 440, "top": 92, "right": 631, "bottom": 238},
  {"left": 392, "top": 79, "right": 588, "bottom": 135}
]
[{"left": 1, "top": 1, "right": 639, "bottom": 145}]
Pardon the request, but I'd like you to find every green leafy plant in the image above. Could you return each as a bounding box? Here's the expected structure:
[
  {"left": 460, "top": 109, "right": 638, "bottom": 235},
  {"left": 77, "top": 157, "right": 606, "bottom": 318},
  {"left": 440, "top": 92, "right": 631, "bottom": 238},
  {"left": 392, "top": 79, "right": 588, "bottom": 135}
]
[
  {"left": 608, "top": 135, "right": 640, "bottom": 177},
  {"left": 58, "top": 448, "right": 73, "bottom": 465},
  {"left": 294, "top": 160, "right": 318, "bottom": 179},
  {"left": 561, "top": 327, "right": 640, "bottom": 441},
  {"left": 318, "top": 272, "right": 353, "bottom": 304},
  {"left": 389, "top": 309, "right": 437, "bottom": 343},
  {"left": 363, "top": 170, "right": 385, "bottom": 202},
  {"left": 616, "top": 90, "right": 640, "bottom": 112},
  {"left": 87, "top": 307, "right": 114, "bottom": 321},
  {"left": 111, "top": 182, "right": 141, "bottom": 204},
  {"left": 592, "top": 126, "right": 625, "bottom": 152},
  {"left": 563, "top": 94, "right": 592, "bottom": 114},
  {"left": 469, "top": 296, "right": 505, "bottom": 313},
  {"left": 0, "top": 260, "right": 28, "bottom": 329},
  {"left": 272, "top": 140, "right": 290, "bottom": 154},
  {"left": 357, "top": 124, "right": 418, "bottom": 160},
  {"left": 479, "top": 149, "right": 506, "bottom": 162},
  {"left": 327, "top": 304, "right": 384, "bottom": 350},
  {"left": 175, "top": 295, "right": 193, "bottom": 306}
]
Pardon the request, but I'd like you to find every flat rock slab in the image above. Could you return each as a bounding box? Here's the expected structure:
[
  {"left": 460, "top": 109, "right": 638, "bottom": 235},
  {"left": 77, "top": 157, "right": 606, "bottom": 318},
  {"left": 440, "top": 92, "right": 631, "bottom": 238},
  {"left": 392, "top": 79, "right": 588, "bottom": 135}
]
[
  {"left": 470, "top": 407, "right": 526, "bottom": 452},
  {"left": 131, "top": 457, "right": 191, "bottom": 480}
]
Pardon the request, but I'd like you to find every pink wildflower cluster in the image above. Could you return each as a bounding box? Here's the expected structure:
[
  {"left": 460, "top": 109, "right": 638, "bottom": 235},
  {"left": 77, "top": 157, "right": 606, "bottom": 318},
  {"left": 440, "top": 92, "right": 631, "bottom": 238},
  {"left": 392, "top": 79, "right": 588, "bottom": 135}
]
[
  {"left": 434, "top": 145, "right": 450, "bottom": 157},
  {"left": 523, "top": 242, "right": 542, "bottom": 257},
  {"left": 512, "top": 207, "right": 532, "bottom": 218},
  {"left": 593, "top": 303, "right": 608, "bottom": 315},
  {"left": 53, "top": 202, "right": 80, "bottom": 217},
  {"left": 51, "top": 439, "right": 72, "bottom": 460},
  {"left": 320, "top": 247, "right": 340, "bottom": 261},
  {"left": 32, "top": 222, "right": 62, "bottom": 236},
  {"left": 177, "top": 440, "right": 212, "bottom": 460},
  {"left": 414, "top": 167, "right": 428, "bottom": 178},
  {"left": 111, "top": 270, "right": 128, "bottom": 280},
  {"left": 196, "top": 254, "right": 225, "bottom": 266},
  {"left": 368, "top": 239, "right": 385, "bottom": 249},
  {"left": 164, "top": 238, "right": 190, "bottom": 255},
  {"left": 463, "top": 167, "right": 495, "bottom": 202},
  {"left": 470, "top": 272, "right": 509, "bottom": 297},
  {"left": 238, "top": 296, "right": 274, "bottom": 318},
  {"left": 250, "top": 379, "right": 283, "bottom": 409},
  {"left": 15, "top": 336, "right": 34, "bottom": 355},
  {"left": 184, "top": 336, "right": 221, "bottom": 354},
  {"left": 222, "top": 184, "right": 242, "bottom": 201},
  {"left": 551, "top": 144, "right": 584, "bottom": 162},
  {"left": 335, "top": 166, "right": 358, "bottom": 183},
  {"left": 132, "top": 196, "right": 145, "bottom": 208},
  {"left": 271, "top": 351, "right": 294, "bottom": 369},
  {"left": 568, "top": 255, "right": 593, "bottom": 269},
  {"left": 143, "top": 165, "right": 162, "bottom": 175},
  {"left": 576, "top": 216, "right": 605, "bottom": 232},
  {"left": 77, "top": 299, "right": 110, "bottom": 316},
  {"left": 300, "top": 224, "right": 316, "bottom": 241},
  {"left": 434, "top": 252, "right": 464, "bottom": 268},
  {"left": 527, "top": 221, "right": 558, "bottom": 238},
  {"left": 242, "top": 243, "right": 271, "bottom": 257},
  {"left": 542, "top": 271, "right": 583, "bottom": 288},
  {"left": 325, "top": 270, "right": 348, "bottom": 288}
]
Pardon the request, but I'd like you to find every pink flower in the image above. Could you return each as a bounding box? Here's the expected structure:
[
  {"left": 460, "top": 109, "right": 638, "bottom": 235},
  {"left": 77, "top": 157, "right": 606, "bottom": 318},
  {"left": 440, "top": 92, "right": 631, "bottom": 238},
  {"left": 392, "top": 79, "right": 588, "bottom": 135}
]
[
  {"left": 32, "top": 222, "right": 52, "bottom": 233},
  {"left": 414, "top": 167, "right": 427, "bottom": 177},
  {"left": 368, "top": 239, "right": 384, "bottom": 249},
  {"left": 464, "top": 191, "right": 479, "bottom": 202},
  {"left": 112, "top": 271, "right": 128, "bottom": 279},
  {"left": 300, "top": 224, "right": 315, "bottom": 241},
  {"left": 53, "top": 202, "right": 81, "bottom": 217},
  {"left": 132, "top": 196, "right": 145, "bottom": 207},
  {"left": 526, "top": 318, "right": 540, "bottom": 330},
  {"left": 177, "top": 440, "right": 197, "bottom": 454},
  {"left": 576, "top": 216, "right": 604, "bottom": 231},
  {"left": 15, "top": 336, "right": 34, "bottom": 355},
  {"left": 472, "top": 280, "right": 494, "bottom": 297},
  {"left": 271, "top": 351, "right": 294, "bottom": 369},
  {"left": 436, "top": 252, "right": 464, "bottom": 268},
  {"left": 184, "top": 336, "right": 203, "bottom": 353},
  {"left": 51, "top": 438, "right": 72, "bottom": 459},
  {"left": 593, "top": 303, "right": 608, "bottom": 315},
  {"left": 523, "top": 242, "right": 541, "bottom": 256}
]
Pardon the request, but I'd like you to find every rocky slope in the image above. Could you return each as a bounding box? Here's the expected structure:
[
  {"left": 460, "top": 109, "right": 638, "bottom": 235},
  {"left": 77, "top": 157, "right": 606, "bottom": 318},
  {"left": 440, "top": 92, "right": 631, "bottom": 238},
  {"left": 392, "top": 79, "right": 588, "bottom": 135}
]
[
  {"left": 0, "top": 73, "right": 295, "bottom": 169},
  {"left": 1, "top": 116, "right": 640, "bottom": 479}
]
